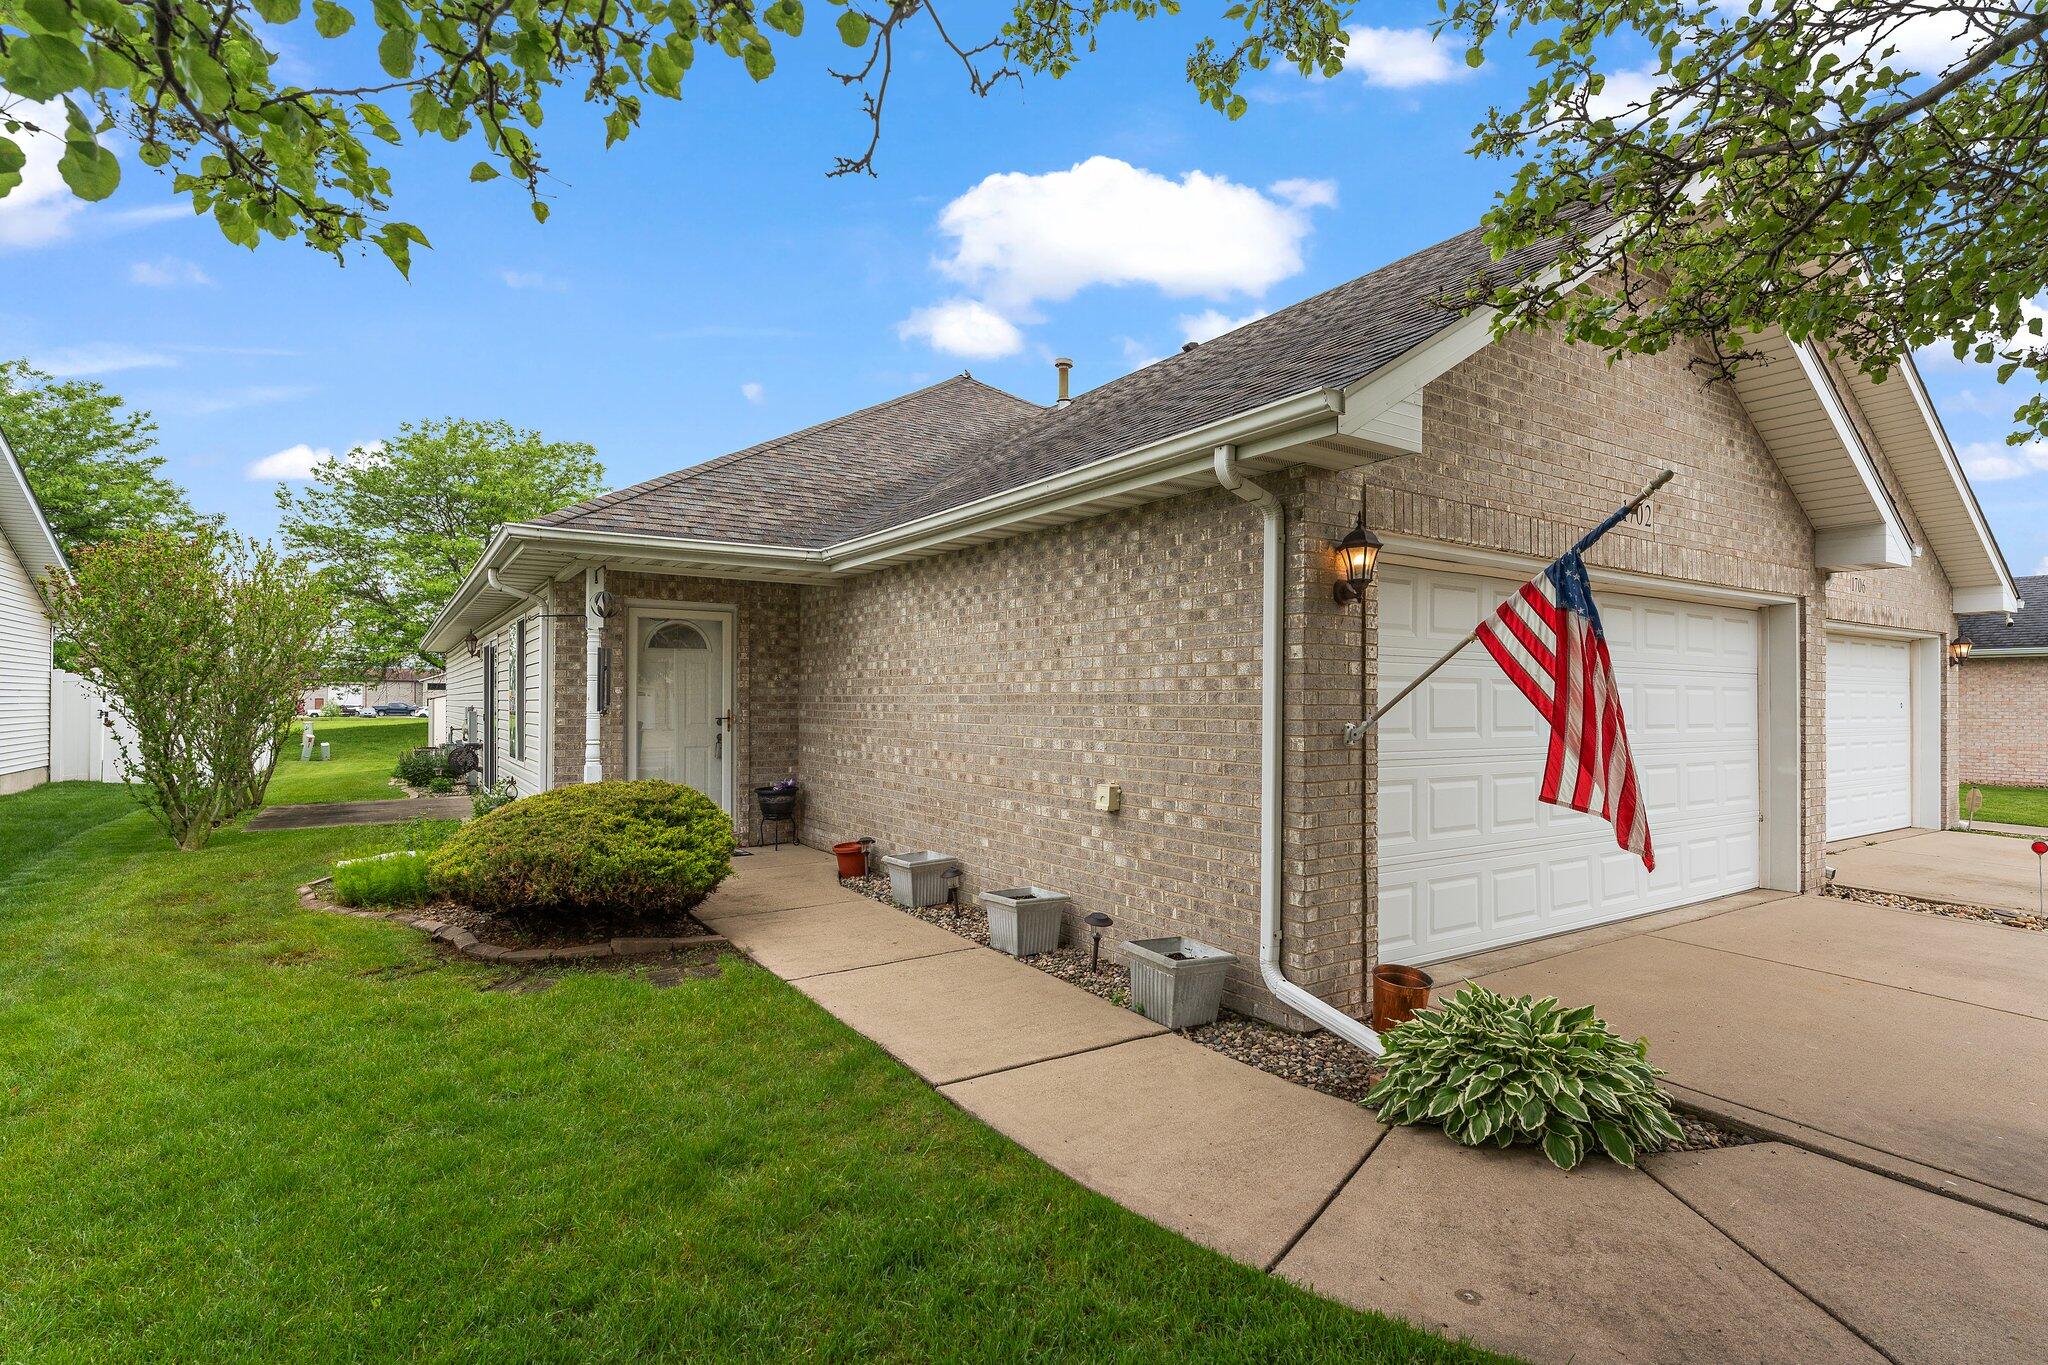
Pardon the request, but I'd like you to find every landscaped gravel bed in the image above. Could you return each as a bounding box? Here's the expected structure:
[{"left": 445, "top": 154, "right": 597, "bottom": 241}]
[
  {"left": 843, "top": 871, "right": 1754, "bottom": 1149},
  {"left": 1824, "top": 881, "right": 2046, "bottom": 932}
]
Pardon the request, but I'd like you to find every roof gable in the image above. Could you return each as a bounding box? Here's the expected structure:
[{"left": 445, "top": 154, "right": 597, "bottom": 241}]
[
  {"left": 1959, "top": 574, "right": 2046, "bottom": 649},
  {"left": 0, "top": 426, "right": 66, "bottom": 589}
]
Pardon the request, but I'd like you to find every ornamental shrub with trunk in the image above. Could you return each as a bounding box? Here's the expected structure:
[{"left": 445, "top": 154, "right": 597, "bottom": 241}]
[
  {"left": 1364, "top": 985, "right": 1685, "bottom": 1169},
  {"left": 42, "top": 530, "right": 335, "bottom": 850},
  {"left": 427, "top": 781, "right": 734, "bottom": 918}
]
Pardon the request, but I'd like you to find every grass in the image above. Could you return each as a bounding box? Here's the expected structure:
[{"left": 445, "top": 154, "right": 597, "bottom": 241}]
[
  {"left": 331, "top": 849, "right": 435, "bottom": 907},
  {"left": 264, "top": 716, "right": 430, "bottom": 806},
  {"left": 0, "top": 729, "right": 1497, "bottom": 1362},
  {"left": 1960, "top": 783, "right": 2048, "bottom": 828}
]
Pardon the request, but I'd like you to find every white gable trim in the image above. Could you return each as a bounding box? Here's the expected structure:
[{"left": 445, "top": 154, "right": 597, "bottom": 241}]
[{"left": 0, "top": 427, "right": 67, "bottom": 586}]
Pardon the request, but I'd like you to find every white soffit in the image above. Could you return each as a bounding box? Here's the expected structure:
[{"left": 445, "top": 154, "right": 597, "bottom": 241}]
[
  {"left": 1837, "top": 354, "right": 2018, "bottom": 610},
  {"left": 1729, "top": 328, "right": 1910, "bottom": 571}
]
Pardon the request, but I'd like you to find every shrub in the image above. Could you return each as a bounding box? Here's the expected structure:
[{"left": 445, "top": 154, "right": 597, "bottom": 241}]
[
  {"left": 394, "top": 747, "right": 449, "bottom": 788},
  {"left": 470, "top": 778, "right": 516, "bottom": 818},
  {"left": 332, "top": 850, "right": 433, "bottom": 908},
  {"left": 427, "top": 775, "right": 456, "bottom": 795},
  {"left": 427, "top": 780, "right": 735, "bottom": 918},
  {"left": 1364, "top": 985, "right": 1685, "bottom": 1169}
]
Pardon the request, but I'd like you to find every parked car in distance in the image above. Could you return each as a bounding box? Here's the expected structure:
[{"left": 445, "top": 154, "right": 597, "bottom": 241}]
[
  {"left": 348, "top": 706, "right": 380, "bottom": 718},
  {"left": 373, "top": 702, "right": 421, "bottom": 716}
]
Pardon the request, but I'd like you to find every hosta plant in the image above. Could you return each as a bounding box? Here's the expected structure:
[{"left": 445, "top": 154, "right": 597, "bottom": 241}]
[{"left": 1364, "top": 985, "right": 1685, "bottom": 1169}]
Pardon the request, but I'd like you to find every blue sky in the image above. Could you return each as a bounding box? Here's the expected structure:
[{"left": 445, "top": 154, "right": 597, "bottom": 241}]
[{"left": 1, "top": 8, "right": 2042, "bottom": 581}]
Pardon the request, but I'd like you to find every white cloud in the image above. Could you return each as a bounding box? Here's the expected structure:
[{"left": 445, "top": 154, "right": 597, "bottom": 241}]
[
  {"left": 1269, "top": 177, "right": 1338, "bottom": 210},
  {"left": 129, "top": 256, "right": 213, "bottom": 287},
  {"left": 896, "top": 298, "right": 1026, "bottom": 360},
  {"left": 740, "top": 381, "right": 765, "bottom": 404},
  {"left": 0, "top": 99, "right": 88, "bottom": 248},
  {"left": 1346, "top": 27, "right": 1468, "bottom": 89},
  {"left": 929, "top": 157, "right": 1332, "bottom": 313},
  {"left": 1585, "top": 64, "right": 1673, "bottom": 122},
  {"left": 1958, "top": 439, "right": 2048, "bottom": 483},
  {"left": 246, "top": 438, "right": 382, "bottom": 481},
  {"left": 1178, "top": 308, "right": 1268, "bottom": 346},
  {"left": 168, "top": 384, "right": 315, "bottom": 417},
  {"left": 247, "top": 443, "right": 334, "bottom": 481},
  {"left": 36, "top": 343, "right": 177, "bottom": 377},
  {"left": 2037, "top": 554, "right": 2048, "bottom": 575},
  {"left": 500, "top": 268, "right": 566, "bottom": 292}
]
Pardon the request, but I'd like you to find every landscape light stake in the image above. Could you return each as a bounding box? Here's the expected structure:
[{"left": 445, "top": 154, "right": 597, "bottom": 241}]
[
  {"left": 1084, "top": 912, "right": 1113, "bottom": 972},
  {"left": 2034, "top": 841, "right": 2046, "bottom": 918},
  {"left": 1344, "top": 469, "right": 1676, "bottom": 747}
]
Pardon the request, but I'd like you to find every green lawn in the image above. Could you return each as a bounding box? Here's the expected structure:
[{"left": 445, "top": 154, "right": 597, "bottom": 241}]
[
  {"left": 264, "top": 716, "right": 429, "bottom": 806},
  {"left": 0, "top": 731, "right": 1493, "bottom": 1361},
  {"left": 1960, "top": 783, "right": 2048, "bottom": 828}
]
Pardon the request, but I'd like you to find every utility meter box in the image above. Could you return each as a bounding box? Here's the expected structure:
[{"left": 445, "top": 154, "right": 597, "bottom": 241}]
[{"left": 1093, "top": 782, "right": 1122, "bottom": 813}]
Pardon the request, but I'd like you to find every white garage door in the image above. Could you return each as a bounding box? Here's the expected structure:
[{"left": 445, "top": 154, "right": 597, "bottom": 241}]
[
  {"left": 1377, "top": 564, "right": 1761, "bottom": 965},
  {"left": 1825, "top": 634, "right": 1913, "bottom": 840}
]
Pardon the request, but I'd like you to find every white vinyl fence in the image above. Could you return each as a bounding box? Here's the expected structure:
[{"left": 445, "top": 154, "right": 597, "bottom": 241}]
[{"left": 50, "top": 668, "right": 137, "bottom": 784}]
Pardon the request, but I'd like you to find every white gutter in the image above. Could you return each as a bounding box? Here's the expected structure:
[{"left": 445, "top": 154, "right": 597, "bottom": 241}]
[{"left": 1212, "top": 443, "right": 1383, "bottom": 1056}]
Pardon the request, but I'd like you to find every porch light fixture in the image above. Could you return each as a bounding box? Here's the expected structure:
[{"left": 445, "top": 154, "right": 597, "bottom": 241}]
[
  {"left": 464, "top": 632, "right": 480, "bottom": 658},
  {"left": 1949, "top": 639, "right": 1973, "bottom": 666},
  {"left": 591, "top": 589, "right": 620, "bottom": 620},
  {"left": 1332, "top": 516, "right": 1382, "bottom": 605}
]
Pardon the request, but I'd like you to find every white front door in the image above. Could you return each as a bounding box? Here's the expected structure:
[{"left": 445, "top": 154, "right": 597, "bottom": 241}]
[
  {"left": 630, "top": 611, "right": 731, "bottom": 810},
  {"left": 1825, "top": 633, "right": 1914, "bottom": 840},
  {"left": 1377, "top": 564, "right": 1763, "bottom": 965}
]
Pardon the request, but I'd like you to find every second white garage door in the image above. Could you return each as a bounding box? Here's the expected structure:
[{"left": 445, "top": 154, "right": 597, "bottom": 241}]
[
  {"left": 1377, "top": 564, "right": 1762, "bottom": 965},
  {"left": 1824, "top": 634, "right": 1914, "bottom": 840}
]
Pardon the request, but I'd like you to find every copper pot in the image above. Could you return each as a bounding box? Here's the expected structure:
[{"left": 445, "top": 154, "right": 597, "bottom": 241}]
[{"left": 1371, "top": 963, "right": 1434, "bottom": 1032}]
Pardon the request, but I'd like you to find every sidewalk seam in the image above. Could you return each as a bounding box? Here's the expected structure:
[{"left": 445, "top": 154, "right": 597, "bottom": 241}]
[
  {"left": 938, "top": 1033, "right": 1161, "bottom": 1088},
  {"left": 1261, "top": 1125, "right": 1389, "bottom": 1274},
  {"left": 1643, "top": 1164, "right": 1899, "bottom": 1365},
  {"left": 1641, "top": 935, "right": 2048, "bottom": 1023},
  {"left": 787, "top": 945, "right": 979, "bottom": 982}
]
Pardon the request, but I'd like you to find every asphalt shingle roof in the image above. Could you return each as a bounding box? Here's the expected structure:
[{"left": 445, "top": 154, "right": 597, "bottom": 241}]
[
  {"left": 536, "top": 219, "right": 1566, "bottom": 549},
  {"left": 1959, "top": 574, "right": 2048, "bottom": 649}
]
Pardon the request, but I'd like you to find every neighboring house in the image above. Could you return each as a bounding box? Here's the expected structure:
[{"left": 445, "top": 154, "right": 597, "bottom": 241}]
[
  {"left": 423, "top": 221, "right": 2016, "bottom": 1032},
  {"left": 0, "top": 427, "right": 66, "bottom": 795},
  {"left": 302, "top": 669, "right": 433, "bottom": 714},
  {"left": 1956, "top": 574, "right": 2048, "bottom": 787}
]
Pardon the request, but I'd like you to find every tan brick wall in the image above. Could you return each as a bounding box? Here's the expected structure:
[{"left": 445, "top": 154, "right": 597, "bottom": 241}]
[
  {"left": 1959, "top": 655, "right": 2048, "bottom": 787},
  {"left": 537, "top": 318, "right": 1963, "bottom": 1028},
  {"left": 549, "top": 573, "right": 802, "bottom": 845}
]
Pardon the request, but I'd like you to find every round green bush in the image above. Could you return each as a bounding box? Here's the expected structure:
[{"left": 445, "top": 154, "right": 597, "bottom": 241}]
[{"left": 427, "top": 780, "right": 736, "bottom": 918}]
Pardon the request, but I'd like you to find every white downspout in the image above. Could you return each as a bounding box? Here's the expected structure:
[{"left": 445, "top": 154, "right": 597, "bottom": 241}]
[{"left": 1214, "top": 444, "right": 1384, "bottom": 1056}]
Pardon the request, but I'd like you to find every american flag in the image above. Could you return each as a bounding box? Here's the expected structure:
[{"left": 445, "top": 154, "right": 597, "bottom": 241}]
[{"left": 1475, "top": 515, "right": 1655, "bottom": 871}]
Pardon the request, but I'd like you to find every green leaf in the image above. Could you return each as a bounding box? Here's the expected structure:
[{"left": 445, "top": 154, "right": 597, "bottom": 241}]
[
  {"left": 836, "top": 10, "right": 870, "bottom": 46},
  {"left": 1551, "top": 1089, "right": 1590, "bottom": 1123},
  {"left": 741, "top": 42, "right": 775, "bottom": 82},
  {"left": 252, "top": 0, "right": 302, "bottom": 21},
  {"left": 377, "top": 29, "right": 416, "bottom": 79},
  {"left": 468, "top": 161, "right": 500, "bottom": 183},
  {"left": 56, "top": 103, "right": 118, "bottom": 201},
  {"left": 530, "top": 200, "right": 549, "bottom": 224},
  {"left": 1592, "top": 1119, "right": 1635, "bottom": 1166},
  {"left": 313, "top": 1, "right": 356, "bottom": 38},
  {"left": 1465, "top": 46, "right": 1485, "bottom": 69},
  {"left": 5, "top": 33, "right": 94, "bottom": 101},
  {"left": 0, "top": 136, "right": 25, "bottom": 198},
  {"left": 1542, "top": 1130, "right": 1578, "bottom": 1170}
]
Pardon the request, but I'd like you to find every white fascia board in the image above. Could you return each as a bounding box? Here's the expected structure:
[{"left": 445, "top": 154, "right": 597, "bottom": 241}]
[
  {"left": 0, "top": 425, "right": 68, "bottom": 583},
  {"left": 822, "top": 387, "right": 1347, "bottom": 571},
  {"left": 1964, "top": 645, "right": 2048, "bottom": 658},
  {"left": 1954, "top": 583, "right": 2024, "bottom": 615},
  {"left": 1337, "top": 306, "right": 1500, "bottom": 450},
  {"left": 1790, "top": 339, "right": 1913, "bottom": 569},
  {"left": 1894, "top": 351, "right": 2020, "bottom": 602}
]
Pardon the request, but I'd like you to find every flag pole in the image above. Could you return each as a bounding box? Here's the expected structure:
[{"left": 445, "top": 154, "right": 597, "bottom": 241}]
[{"left": 1343, "top": 469, "right": 1675, "bottom": 748}]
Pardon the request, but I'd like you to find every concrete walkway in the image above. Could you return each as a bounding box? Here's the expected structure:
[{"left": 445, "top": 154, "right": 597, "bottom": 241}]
[
  {"left": 246, "top": 795, "right": 473, "bottom": 830},
  {"left": 1829, "top": 828, "right": 2048, "bottom": 917},
  {"left": 697, "top": 849, "right": 2048, "bottom": 1364}
]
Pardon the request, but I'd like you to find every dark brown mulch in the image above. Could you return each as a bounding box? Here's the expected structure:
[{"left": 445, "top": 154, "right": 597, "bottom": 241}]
[
  {"left": 840, "top": 872, "right": 1755, "bottom": 1150},
  {"left": 414, "top": 898, "right": 718, "bottom": 951}
]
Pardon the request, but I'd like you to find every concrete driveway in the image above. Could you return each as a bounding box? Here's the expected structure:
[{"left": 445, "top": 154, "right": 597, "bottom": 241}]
[
  {"left": 1830, "top": 828, "right": 2048, "bottom": 918},
  {"left": 1440, "top": 892, "right": 2048, "bottom": 1222}
]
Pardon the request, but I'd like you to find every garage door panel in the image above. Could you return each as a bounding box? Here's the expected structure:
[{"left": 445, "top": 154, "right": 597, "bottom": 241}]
[
  {"left": 1377, "top": 564, "right": 1762, "bottom": 964},
  {"left": 1824, "top": 634, "right": 1913, "bottom": 840}
]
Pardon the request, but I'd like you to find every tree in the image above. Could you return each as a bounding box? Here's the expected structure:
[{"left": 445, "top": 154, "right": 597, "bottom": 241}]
[
  {"left": 275, "top": 418, "right": 603, "bottom": 672},
  {"left": 0, "top": 359, "right": 212, "bottom": 551},
  {"left": 0, "top": 2, "right": 1346, "bottom": 272},
  {"left": 42, "top": 530, "right": 336, "bottom": 850},
  {"left": 1446, "top": 1, "right": 2048, "bottom": 446}
]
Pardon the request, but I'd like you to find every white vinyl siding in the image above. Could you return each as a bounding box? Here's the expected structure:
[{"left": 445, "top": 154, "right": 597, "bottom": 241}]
[
  {"left": 1825, "top": 634, "right": 1914, "bottom": 840},
  {"left": 1377, "top": 564, "right": 1762, "bottom": 965},
  {"left": 454, "top": 603, "right": 550, "bottom": 797},
  {"left": 0, "top": 531, "right": 52, "bottom": 781}
]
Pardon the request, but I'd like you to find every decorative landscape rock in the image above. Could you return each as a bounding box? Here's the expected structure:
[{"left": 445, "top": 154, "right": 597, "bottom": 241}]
[
  {"left": 1123, "top": 936, "right": 1236, "bottom": 1029},
  {"left": 978, "top": 886, "right": 1070, "bottom": 958},
  {"left": 882, "top": 851, "right": 959, "bottom": 909}
]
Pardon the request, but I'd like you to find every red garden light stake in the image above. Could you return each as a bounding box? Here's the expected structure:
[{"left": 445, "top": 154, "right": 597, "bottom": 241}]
[{"left": 2033, "top": 841, "right": 2047, "bottom": 919}]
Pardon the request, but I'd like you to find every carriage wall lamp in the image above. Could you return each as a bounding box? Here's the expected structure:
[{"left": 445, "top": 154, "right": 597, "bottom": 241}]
[
  {"left": 1332, "top": 516, "right": 1383, "bottom": 605},
  {"left": 1949, "top": 639, "right": 1972, "bottom": 666}
]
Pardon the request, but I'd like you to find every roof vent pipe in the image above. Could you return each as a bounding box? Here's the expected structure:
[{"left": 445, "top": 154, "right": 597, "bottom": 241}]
[{"left": 1054, "top": 357, "right": 1073, "bottom": 407}]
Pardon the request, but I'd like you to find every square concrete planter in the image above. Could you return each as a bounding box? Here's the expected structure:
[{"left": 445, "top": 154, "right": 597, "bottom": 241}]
[
  {"left": 1123, "top": 936, "right": 1236, "bottom": 1029},
  {"left": 882, "top": 851, "right": 958, "bottom": 908},
  {"left": 979, "top": 887, "right": 1070, "bottom": 958}
]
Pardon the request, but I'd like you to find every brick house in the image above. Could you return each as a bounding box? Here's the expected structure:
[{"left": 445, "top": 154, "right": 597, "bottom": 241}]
[
  {"left": 424, "top": 221, "right": 2016, "bottom": 1041},
  {"left": 1957, "top": 574, "right": 2048, "bottom": 788}
]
